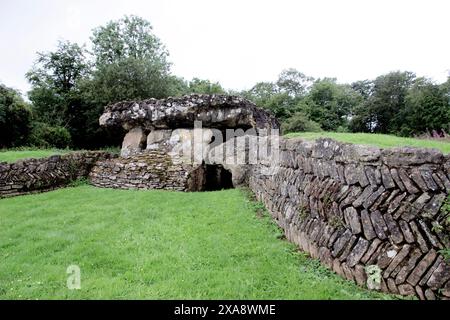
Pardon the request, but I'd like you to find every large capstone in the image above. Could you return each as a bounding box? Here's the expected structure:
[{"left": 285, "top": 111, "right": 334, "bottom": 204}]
[{"left": 99, "top": 94, "right": 279, "bottom": 131}]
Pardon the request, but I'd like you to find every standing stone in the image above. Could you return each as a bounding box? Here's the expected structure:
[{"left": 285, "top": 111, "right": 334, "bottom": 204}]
[{"left": 121, "top": 127, "right": 147, "bottom": 157}]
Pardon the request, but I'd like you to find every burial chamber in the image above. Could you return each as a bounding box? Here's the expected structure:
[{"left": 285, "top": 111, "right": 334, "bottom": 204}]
[{"left": 91, "top": 94, "right": 280, "bottom": 191}]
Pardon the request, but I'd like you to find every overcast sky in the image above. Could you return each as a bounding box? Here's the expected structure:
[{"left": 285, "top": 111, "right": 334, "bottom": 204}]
[{"left": 1, "top": 0, "right": 449, "bottom": 95}]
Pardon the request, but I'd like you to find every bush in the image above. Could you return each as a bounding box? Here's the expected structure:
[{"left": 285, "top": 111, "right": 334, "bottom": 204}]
[
  {"left": 29, "top": 122, "right": 72, "bottom": 148},
  {"left": 0, "top": 84, "right": 32, "bottom": 148},
  {"left": 281, "top": 112, "right": 322, "bottom": 134}
]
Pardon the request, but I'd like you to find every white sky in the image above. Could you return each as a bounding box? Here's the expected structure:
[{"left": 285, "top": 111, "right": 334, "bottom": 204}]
[{"left": 1, "top": 0, "right": 449, "bottom": 95}]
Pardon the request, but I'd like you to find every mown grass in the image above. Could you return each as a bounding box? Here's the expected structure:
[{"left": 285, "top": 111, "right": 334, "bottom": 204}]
[
  {"left": 284, "top": 132, "right": 450, "bottom": 154},
  {"left": 0, "top": 149, "right": 70, "bottom": 163},
  {"left": 0, "top": 186, "right": 394, "bottom": 300}
]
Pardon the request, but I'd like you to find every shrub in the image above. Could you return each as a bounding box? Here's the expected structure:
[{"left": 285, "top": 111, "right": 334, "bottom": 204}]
[
  {"left": 281, "top": 112, "right": 322, "bottom": 134},
  {"left": 29, "top": 122, "right": 71, "bottom": 148},
  {"left": 0, "top": 84, "right": 32, "bottom": 148}
]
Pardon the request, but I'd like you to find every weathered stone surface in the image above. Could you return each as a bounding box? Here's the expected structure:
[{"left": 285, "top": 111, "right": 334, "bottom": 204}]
[
  {"left": 344, "top": 164, "right": 368, "bottom": 186},
  {"left": 343, "top": 207, "right": 362, "bottom": 234},
  {"left": 339, "top": 235, "right": 358, "bottom": 262},
  {"left": 387, "top": 192, "right": 407, "bottom": 214},
  {"left": 360, "top": 238, "right": 382, "bottom": 264},
  {"left": 332, "top": 229, "right": 353, "bottom": 257},
  {"left": 363, "top": 186, "right": 385, "bottom": 209},
  {"left": 422, "top": 193, "right": 446, "bottom": 218},
  {"left": 390, "top": 168, "right": 406, "bottom": 191},
  {"left": 426, "top": 261, "right": 450, "bottom": 290},
  {"left": 361, "top": 210, "right": 377, "bottom": 240},
  {"left": 383, "top": 213, "right": 404, "bottom": 244},
  {"left": 370, "top": 210, "right": 388, "bottom": 240},
  {"left": 347, "top": 238, "right": 369, "bottom": 267},
  {"left": 406, "top": 249, "right": 438, "bottom": 286},
  {"left": 387, "top": 278, "right": 400, "bottom": 294},
  {"left": 383, "top": 244, "right": 411, "bottom": 278},
  {"left": 121, "top": 127, "right": 147, "bottom": 157},
  {"left": 420, "top": 169, "right": 439, "bottom": 192},
  {"left": 418, "top": 256, "right": 443, "bottom": 287},
  {"left": 352, "top": 185, "right": 377, "bottom": 208},
  {"left": 395, "top": 248, "right": 423, "bottom": 285},
  {"left": 424, "top": 289, "right": 436, "bottom": 300},
  {"left": 377, "top": 246, "right": 399, "bottom": 269},
  {"left": 146, "top": 129, "right": 172, "bottom": 150},
  {"left": 417, "top": 219, "right": 442, "bottom": 249},
  {"left": 100, "top": 94, "right": 280, "bottom": 131},
  {"left": 353, "top": 264, "right": 367, "bottom": 286},
  {"left": 381, "top": 147, "right": 443, "bottom": 166},
  {"left": 398, "top": 169, "right": 420, "bottom": 194},
  {"left": 381, "top": 166, "right": 396, "bottom": 189},
  {"left": 341, "top": 263, "right": 355, "bottom": 282},
  {"left": 410, "top": 168, "right": 431, "bottom": 192},
  {"left": 337, "top": 144, "right": 381, "bottom": 163},
  {"left": 398, "top": 220, "right": 415, "bottom": 243},
  {"left": 398, "top": 283, "right": 416, "bottom": 296},
  {"left": 409, "top": 221, "right": 429, "bottom": 253}
]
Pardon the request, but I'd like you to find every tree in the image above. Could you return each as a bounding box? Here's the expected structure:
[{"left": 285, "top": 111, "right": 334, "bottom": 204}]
[
  {"left": 243, "top": 82, "right": 278, "bottom": 104},
  {"left": 0, "top": 84, "right": 32, "bottom": 148},
  {"left": 306, "top": 79, "right": 360, "bottom": 131},
  {"left": 185, "top": 78, "right": 225, "bottom": 94},
  {"left": 26, "top": 40, "right": 89, "bottom": 126},
  {"left": 364, "top": 71, "right": 415, "bottom": 134},
  {"left": 351, "top": 80, "right": 373, "bottom": 99},
  {"left": 281, "top": 111, "right": 322, "bottom": 133},
  {"left": 91, "top": 15, "right": 169, "bottom": 67},
  {"left": 276, "top": 68, "right": 313, "bottom": 97},
  {"left": 88, "top": 15, "right": 173, "bottom": 105},
  {"left": 403, "top": 77, "right": 449, "bottom": 135}
]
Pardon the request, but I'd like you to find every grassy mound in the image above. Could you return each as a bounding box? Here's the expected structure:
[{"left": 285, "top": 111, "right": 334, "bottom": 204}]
[{"left": 284, "top": 132, "right": 450, "bottom": 154}]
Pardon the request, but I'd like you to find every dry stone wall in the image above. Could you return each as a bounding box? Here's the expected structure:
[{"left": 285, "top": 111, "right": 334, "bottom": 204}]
[
  {"left": 249, "top": 137, "right": 450, "bottom": 299},
  {"left": 0, "top": 151, "right": 113, "bottom": 198},
  {"left": 89, "top": 150, "right": 194, "bottom": 191}
]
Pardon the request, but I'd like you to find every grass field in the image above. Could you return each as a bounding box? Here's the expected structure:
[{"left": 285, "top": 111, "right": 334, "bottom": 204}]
[
  {"left": 0, "top": 185, "right": 394, "bottom": 299},
  {"left": 0, "top": 149, "right": 70, "bottom": 163},
  {"left": 284, "top": 132, "right": 450, "bottom": 154}
]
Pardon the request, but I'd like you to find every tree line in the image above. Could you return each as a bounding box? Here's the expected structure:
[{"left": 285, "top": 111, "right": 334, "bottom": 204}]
[{"left": 1, "top": 15, "right": 449, "bottom": 150}]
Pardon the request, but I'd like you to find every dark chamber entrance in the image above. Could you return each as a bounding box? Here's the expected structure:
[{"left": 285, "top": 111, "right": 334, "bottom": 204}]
[{"left": 188, "top": 163, "right": 234, "bottom": 191}]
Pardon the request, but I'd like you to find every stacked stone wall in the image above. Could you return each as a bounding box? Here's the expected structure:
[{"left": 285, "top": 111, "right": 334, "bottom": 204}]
[
  {"left": 0, "top": 151, "right": 113, "bottom": 198},
  {"left": 249, "top": 138, "right": 450, "bottom": 299},
  {"left": 89, "top": 150, "right": 193, "bottom": 191}
]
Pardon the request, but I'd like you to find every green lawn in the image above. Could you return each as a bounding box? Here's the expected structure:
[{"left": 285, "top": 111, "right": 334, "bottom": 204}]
[
  {"left": 284, "top": 132, "right": 450, "bottom": 154},
  {"left": 0, "top": 149, "right": 70, "bottom": 163},
  {"left": 0, "top": 186, "right": 393, "bottom": 299}
]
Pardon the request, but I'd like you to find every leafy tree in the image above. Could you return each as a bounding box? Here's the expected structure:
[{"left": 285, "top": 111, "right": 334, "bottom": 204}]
[
  {"left": 306, "top": 79, "right": 360, "bottom": 131},
  {"left": 258, "top": 93, "right": 303, "bottom": 120},
  {"left": 89, "top": 15, "right": 171, "bottom": 103},
  {"left": 185, "top": 78, "right": 225, "bottom": 94},
  {"left": 361, "top": 71, "right": 415, "bottom": 133},
  {"left": 243, "top": 82, "right": 278, "bottom": 105},
  {"left": 28, "top": 122, "right": 71, "bottom": 149},
  {"left": 403, "top": 77, "right": 449, "bottom": 135},
  {"left": 26, "top": 40, "right": 89, "bottom": 127},
  {"left": 281, "top": 111, "right": 322, "bottom": 133},
  {"left": 351, "top": 80, "right": 374, "bottom": 99},
  {"left": 91, "top": 15, "right": 169, "bottom": 67},
  {"left": 0, "top": 84, "right": 32, "bottom": 148},
  {"left": 276, "top": 68, "right": 313, "bottom": 97}
]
